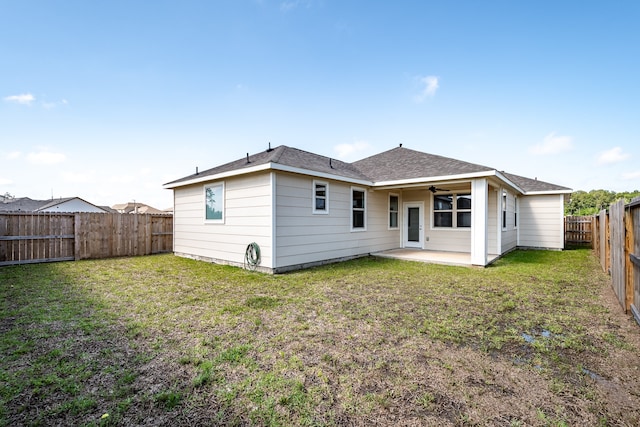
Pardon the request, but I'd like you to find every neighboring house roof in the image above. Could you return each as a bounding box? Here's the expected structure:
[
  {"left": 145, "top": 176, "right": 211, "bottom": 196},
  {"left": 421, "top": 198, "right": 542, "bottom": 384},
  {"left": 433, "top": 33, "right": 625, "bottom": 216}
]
[
  {"left": 0, "top": 197, "right": 45, "bottom": 212},
  {"left": 112, "top": 202, "right": 166, "bottom": 214},
  {"left": 35, "top": 197, "right": 108, "bottom": 213},
  {"left": 136, "top": 205, "right": 166, "bottom": 214},
  {"left": 99, "top": 206, "right": 119, "bottom": 213},
  {"left": 0, "top": 197, "right": 108, "bottom": 213},
  {"left": 164, "top": 145, "right": 571, "bottom": 194}
]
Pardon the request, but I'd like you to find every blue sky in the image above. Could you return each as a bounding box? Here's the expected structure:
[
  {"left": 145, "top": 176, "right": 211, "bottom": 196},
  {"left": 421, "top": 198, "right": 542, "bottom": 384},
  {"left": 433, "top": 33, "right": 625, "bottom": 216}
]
[{"left": 2, "top": 0, "right": 639, "bottom": 210}]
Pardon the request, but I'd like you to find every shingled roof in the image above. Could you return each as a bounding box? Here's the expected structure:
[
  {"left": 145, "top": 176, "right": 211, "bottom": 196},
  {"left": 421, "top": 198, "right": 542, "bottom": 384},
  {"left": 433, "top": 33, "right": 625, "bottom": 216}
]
[
  {"left": 165, "top": 145, "right": 370, "bottom": 186},
  {"left": 352, "top": 146, "right": 494, "bottom": 181},
  {"left": 502, "top": 172, "right": 571, "bottom": 193},
  {"left": 165, "top": 145, "right": 571, "bottom": 194}
]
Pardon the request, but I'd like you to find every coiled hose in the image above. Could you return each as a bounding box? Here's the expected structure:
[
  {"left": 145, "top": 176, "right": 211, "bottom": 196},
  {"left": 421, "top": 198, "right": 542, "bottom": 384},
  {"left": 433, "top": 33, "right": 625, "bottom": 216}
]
[{"left": 244, "top": 242, "right": 261, "bottom": 270}]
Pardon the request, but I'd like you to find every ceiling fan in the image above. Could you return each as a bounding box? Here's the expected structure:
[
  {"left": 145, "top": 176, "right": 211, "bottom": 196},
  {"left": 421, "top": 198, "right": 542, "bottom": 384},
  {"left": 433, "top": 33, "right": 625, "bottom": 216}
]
[{"left": 428, "top": 185, "right": 449, "bottom": 193}]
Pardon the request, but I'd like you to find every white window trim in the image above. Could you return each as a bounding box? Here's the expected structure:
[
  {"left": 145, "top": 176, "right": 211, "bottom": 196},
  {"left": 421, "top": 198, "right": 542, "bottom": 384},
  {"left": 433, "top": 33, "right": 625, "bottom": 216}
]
[
  {"left": 350, "top": 186, "right": 367, "bottom": 232},
  {"left": 204, "top": 181, "right": 225, "bottom": 224},
  {"left": 430, "top": 192, "right": 472, "bottom": 230},
  {"left": 312, "top": 180, "right": 329, "bottom": 215},
  {"left": 514, "top": 196, "right": 519, "bottom": 230},
  {"left": 388, "top": 193, "right": 399, "bottom": 230}
]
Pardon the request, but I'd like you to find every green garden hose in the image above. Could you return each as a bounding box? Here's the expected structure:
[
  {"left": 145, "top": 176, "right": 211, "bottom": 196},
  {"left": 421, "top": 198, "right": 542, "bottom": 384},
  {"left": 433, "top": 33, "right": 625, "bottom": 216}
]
[{"left": 244, "top": 242, "right": 261, "bottom": 270}]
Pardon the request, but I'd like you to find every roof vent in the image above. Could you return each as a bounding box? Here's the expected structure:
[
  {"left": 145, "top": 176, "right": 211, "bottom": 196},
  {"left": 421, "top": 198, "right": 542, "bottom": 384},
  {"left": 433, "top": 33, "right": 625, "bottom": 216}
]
[
  {"left": 267, "top": 142, "right": 273, "bottom": 152},
  {"left": 329, "top": 158, "right": 334, "bottom": 169},
  {"left": 399, "top": 143, "right": 403, "bottom": 147},
  {"left": 246, "top": 153, "right": 251, "bottom": 163},
  {"left": 195, "top": 166, "right": 199, "bottom": 175}
]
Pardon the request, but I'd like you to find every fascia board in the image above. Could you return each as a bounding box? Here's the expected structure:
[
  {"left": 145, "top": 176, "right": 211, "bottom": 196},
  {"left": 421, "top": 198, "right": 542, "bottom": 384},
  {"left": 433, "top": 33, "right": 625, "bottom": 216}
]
[
  {"left": 493, "top": 171, "right": 525, "bottom": 194},
  {"left": 270, "top": 163, "right": 373, "bottom": 186},
  {"left": 372, "top": 170, "right": 498, "bottom": 188},
  {"left": 523, "top": 190, "right": 573, "bottom": 196}
]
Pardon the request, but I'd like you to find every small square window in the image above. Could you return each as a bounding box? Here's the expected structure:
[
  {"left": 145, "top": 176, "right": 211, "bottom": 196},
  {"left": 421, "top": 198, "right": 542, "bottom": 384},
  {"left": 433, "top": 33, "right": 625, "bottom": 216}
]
[{"left": 313, "top": 181, "right": 328, "bottom": 214}]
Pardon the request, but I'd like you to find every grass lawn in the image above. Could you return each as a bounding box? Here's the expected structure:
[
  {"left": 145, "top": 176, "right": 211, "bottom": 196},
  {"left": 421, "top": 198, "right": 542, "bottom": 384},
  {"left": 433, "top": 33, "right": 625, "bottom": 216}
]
[{"left": 1, "top": 249, "right": 639, "bottom": 426}]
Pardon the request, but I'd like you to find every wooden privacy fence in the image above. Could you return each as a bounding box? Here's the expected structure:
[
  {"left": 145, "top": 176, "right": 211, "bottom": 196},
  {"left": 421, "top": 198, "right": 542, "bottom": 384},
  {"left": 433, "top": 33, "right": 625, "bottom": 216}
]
[
  {"left": 0, "top": 212, "right": 173, "bottom": 266},
  {"left": 593, "top": 198, "right": 640, "bottom": 325},
  {"left": 564, "top": 215, "right": 594, "bottom": 246}
]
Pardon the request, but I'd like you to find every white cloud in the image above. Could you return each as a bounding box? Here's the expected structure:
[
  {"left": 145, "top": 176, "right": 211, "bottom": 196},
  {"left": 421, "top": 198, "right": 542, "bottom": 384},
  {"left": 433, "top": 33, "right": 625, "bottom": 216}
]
[
  {"left": 622, "top": 171, "right": 640, "bottom": 180},
  {"left": 596, "top": 146, "right": 630, "bottom": 165},
  {"left": 414, "top": 75, "right": 439, "bottom": 102},
  {"left": 42, "top": 98, "right": 69, "bottom": 109},
  {"left": 333, "top": 141, "right": 372, "bottom": 161},
  {"left": 4, "top": 93, "right": 35, "bottom": 105},
  {"left": 529, "top": 132, "right": 574, "bottom": 155},
  {"left": 27, "top": 149, "right": 66, "bottom": 165}
]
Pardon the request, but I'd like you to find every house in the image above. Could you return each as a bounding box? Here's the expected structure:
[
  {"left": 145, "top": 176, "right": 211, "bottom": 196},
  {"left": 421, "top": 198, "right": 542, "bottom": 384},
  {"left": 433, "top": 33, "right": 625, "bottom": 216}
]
[
  {"left": 0, "top": 196, "right": 110, "bottom": 213},
  {"left": 163, "top": 145, "right": 571, "bottom": 273},
  {"left": 112, "top": 202, "right": 166, "bottom": 215}
]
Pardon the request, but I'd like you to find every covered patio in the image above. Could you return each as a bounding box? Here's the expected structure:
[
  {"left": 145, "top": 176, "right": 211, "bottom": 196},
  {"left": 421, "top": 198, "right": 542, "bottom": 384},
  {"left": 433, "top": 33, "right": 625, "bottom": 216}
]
[{"left": 372, "top": 248, "right": 501, "bottom": 267}]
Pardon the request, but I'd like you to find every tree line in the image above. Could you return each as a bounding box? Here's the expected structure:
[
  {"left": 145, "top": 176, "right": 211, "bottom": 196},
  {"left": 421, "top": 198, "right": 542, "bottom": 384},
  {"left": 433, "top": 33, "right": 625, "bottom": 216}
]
[{"left": 565, "top": 189, "right": 640, "bottom": 216}]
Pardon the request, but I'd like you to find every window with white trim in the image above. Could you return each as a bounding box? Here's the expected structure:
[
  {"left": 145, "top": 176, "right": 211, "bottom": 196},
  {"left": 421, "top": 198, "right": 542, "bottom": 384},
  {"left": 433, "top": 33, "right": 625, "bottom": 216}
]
[
  {"left": 204, "top": 182, "right": 224, "bottom": 223},
  {"left": 351, "top": 187, "right": 366, "bottom": 231},
  {"left": 313, "top": 180, "right": 328, "bottom": 214},
  {"left": 502, "top": 191, "right": 507, "bottom": 229},
  {"left": 389, "top": 194, "right": 399, "bottom": 229},
  {"left": 433, "top": 193, "right": 471, "bottom": 228},
  {"left": 514, "top": 196, "right": 518, "bottom": 229},
  {"left": 456, "top": 194, "right": 471, "bottom": 227}
]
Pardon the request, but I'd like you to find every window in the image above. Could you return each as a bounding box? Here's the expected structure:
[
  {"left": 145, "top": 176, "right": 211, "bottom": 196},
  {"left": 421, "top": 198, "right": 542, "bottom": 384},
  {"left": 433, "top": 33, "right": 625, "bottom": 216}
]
[
  {"left": 313, "top": 180, "right": 328, "bottom": 214},
  {"left": 433, "top": 194, "right": 453, "bottom": 227},
  {"left": 502, "top": 191, "right": 507, "bottom": 229},
  {"left": 433, "top": 193, "right": 471, "bottom": 228},
  {"left": 389, "top": 194, "right": 399, "bottom": 229},
  {"left": 204, "top": 182, "right": 224, "bottom": 223},
  {"left": 456, "top": 194, "right": 471, "bottom": 227},
  {"left": 514, "top": 196, "right": 518, "bottom": 228},
  {"left": 351, "top": 187, "right": 366, "bottom": 231}
]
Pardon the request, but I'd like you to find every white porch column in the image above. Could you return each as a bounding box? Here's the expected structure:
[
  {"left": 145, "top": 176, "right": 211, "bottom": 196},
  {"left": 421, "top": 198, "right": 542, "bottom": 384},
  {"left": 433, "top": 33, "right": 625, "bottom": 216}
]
[{"left": 471, "top": 178, "right": 488, "bottom": 266}]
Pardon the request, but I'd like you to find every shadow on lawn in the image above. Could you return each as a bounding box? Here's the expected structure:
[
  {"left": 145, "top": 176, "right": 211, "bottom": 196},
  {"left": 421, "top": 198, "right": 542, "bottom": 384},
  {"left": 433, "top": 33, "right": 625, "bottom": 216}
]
[{"left": 0, "top": 261, "right": 198, "bottom": 426}]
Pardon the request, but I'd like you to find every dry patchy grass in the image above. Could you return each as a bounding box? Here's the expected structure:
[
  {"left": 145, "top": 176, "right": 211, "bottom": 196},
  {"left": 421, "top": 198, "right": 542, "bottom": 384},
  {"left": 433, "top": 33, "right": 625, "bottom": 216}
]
[{"left": 1, "top": 249, "right": 639, "bottom": 426}]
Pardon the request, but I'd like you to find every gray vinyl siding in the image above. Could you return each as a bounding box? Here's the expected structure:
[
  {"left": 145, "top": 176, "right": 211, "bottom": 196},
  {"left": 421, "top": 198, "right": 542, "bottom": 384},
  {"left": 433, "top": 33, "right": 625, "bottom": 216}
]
[
  {"left": 274, "top": 172, "right": 399, "bottom": 269},
  {"left": 518, "top": 194, "right": 564, "bottom": 249},
  {"left": 173, "top": 172, "right": 273, "bottom": 268}
]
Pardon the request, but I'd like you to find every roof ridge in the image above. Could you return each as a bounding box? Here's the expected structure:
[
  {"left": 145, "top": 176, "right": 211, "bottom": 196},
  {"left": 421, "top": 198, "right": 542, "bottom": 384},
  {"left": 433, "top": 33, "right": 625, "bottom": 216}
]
[{"left": 269, "top": 145, "right": 287, "bottom": 163}]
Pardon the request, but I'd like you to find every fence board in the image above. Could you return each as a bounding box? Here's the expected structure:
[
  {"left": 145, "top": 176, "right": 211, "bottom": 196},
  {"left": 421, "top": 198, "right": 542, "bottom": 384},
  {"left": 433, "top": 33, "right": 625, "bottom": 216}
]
[
  {"left": 610, "top": 200, "right": 626, "bottom": 310},
  {"left": 630, "top": 200, "right": 640, "bottom": 324},
  {"left": 565, "top": 215, "right": 593, "bottom": 246},
  {"left": 0, "top": 212, "right": 173, "bottom": 266}
]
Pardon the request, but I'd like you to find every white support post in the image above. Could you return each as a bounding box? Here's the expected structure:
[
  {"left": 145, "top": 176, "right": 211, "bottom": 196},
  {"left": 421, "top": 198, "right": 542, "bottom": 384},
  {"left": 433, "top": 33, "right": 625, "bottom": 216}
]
[{"left": 471, "top": 178, "right": 488, "bottom": 266}]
